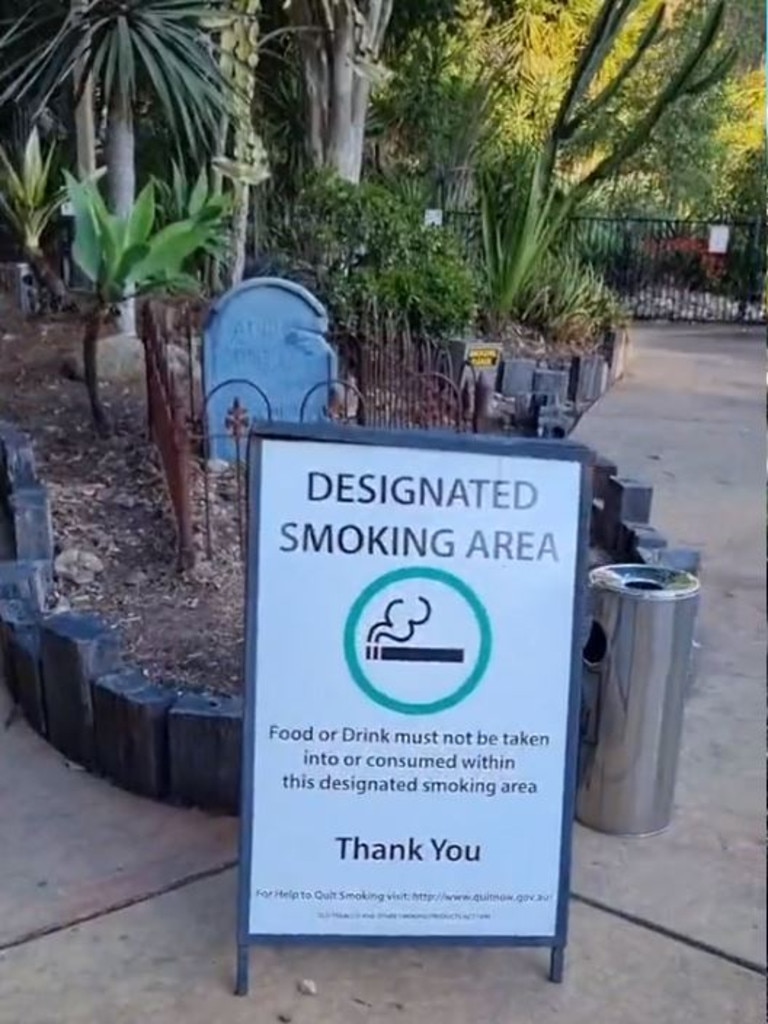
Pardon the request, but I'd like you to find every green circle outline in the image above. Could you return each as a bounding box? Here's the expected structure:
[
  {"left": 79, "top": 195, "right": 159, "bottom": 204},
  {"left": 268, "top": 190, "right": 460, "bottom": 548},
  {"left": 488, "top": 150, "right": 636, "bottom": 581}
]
[{"left": 343, "top": 567, "right": 492, "bottom": 716}]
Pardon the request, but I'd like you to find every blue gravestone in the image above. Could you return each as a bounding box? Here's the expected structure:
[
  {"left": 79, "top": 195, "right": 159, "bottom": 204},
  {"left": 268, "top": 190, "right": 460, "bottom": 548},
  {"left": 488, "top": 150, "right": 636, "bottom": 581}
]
[{"left": 202, "top": 278, "right": 336, "bottom": 462}]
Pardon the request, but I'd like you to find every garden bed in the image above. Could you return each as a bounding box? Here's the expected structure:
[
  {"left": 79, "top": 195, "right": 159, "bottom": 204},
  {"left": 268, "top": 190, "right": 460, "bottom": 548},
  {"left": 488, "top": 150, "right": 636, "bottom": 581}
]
[
  {"left": 1, "top": 300, "right": 703, "bottom": 814},
  {"left": 0, "top": 292, "right": 630, "bottom": 701},
  {"left": 0, "top": 299, "right": 244, "bottom": 693}
]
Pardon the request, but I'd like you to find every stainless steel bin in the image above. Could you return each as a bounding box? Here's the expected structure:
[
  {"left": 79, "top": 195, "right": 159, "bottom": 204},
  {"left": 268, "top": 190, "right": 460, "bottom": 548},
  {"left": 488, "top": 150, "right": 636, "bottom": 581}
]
[{"left": 577, "top": 564, "right": 700, "bottom": 837}]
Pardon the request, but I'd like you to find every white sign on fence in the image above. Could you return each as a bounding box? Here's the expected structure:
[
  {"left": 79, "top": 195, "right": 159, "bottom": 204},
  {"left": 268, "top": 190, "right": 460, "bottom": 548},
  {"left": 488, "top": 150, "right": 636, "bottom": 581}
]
[
  {"left": 708, "top": 224, "right": 730, "bottom": 254},
  {"left": 236, "top": 429, "right": 587, "bottom": 994}
]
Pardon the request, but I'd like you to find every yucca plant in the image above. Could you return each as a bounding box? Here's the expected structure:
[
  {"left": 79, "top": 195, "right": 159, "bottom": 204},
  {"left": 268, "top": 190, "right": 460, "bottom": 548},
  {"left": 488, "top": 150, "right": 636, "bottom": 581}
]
[
  {"left": 0, "top": 126, "right": 70, "bottom": 305},
  {"left": 64, "top": 172, "right": 223, "bottom": 434},
  {"left": 154, "top": 162, "right": 233, "bottom": 263},
  {"left": 522, "top": 249, "right": 626, "bottom": 347}
]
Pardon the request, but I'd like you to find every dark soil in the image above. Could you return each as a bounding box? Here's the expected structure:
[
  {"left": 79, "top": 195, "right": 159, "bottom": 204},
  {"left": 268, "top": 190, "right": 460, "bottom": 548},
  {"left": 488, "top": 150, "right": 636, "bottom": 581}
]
[{"left": 0, "top": 299, "right": 244, "bottom": 694}]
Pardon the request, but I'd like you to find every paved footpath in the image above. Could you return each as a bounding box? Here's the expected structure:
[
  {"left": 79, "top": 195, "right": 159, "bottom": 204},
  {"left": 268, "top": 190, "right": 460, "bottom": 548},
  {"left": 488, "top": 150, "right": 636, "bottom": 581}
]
[{"left": 0, "top": 324, "right": 764, "bottom": 1023}]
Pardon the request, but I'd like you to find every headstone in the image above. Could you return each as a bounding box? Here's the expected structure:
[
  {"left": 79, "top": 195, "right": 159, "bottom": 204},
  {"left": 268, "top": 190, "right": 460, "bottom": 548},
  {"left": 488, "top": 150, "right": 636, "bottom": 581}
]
[
  {"left": 501, "top": 357, "right": 536, "bottom": 398},
  {"left": 533, "top": 369, "right": 569, "bottom": 406},
  {"left": 202, "top": 278, "right": 336, "bottom": 462}
]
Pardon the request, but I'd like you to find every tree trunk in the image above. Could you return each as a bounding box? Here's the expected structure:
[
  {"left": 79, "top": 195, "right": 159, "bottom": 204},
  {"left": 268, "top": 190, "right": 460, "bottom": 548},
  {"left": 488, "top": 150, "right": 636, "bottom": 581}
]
[
  {"left": 229, "top": 182, "right": 250, "bottom": 287},
  {"left": 106, "top": 99, "right": 136, "bottom": 335},
  {"left": 75, "top": 81, "right": 96, "bottom": 179},
  {"left": 26, "top": 247, "right": 76, "bottom": 311},
  {"left": 292, "top": 0, "right": 394, "bottom": 185},
  {"left": 82, "top": 307, "right": 109, "bottom": 435},
  {"left": 72, "top": 0, "right": 96, "bottom": 180},
  {"left": 327, "top": 8, "right": 356, "bottom": 180},
  {"left": 347, "top": 76, "right": 372, "bottom": 185}
]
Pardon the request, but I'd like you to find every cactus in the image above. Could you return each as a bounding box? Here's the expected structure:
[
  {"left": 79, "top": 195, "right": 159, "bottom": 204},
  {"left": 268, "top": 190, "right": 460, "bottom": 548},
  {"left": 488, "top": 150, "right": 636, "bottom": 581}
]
[
  {"left": 550, "top": 0, "right": 737, "bottom": 210},
  {"left": 210, "top": 0, "right": 270, "bottom": 287}
]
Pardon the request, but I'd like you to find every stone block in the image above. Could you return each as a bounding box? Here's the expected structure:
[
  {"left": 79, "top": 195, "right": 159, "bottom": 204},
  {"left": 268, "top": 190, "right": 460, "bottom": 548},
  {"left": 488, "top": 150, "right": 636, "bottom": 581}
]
[
  {"left": 0, "top": 597, "right": 36, "bottom": 701},
  {"left": 591, "top": 454, "right": 618, "bottom": 503},
  {"left": 9, "top": 485, "right": 54, "bottom": 561},
  {"left": 41, "top": 613, "right": 122, "bottom": 768},
  {"left": 10, "top": 625, "right": 46, "bottom": 735},
  {"left": 589, "top": 501, "right": 603, "bottom": 548},
  {"left": 618, "top": 521, "right": 668, "bottom": 560},
  {"left": 92, "top": 670, "right": 177, "bottom": 799},
  {"left": 567, "top": 357, "right": 581, "bottom": 403},
  {"left": 0, "top": 559, "right": 53, "bottom": 609},
  {"left": 603, "top": 477, "right": 653, "bottom": 555},
  {"left": 0, "top": 421, "right": 37, "bottom": 496},
  {"left": 577, "top": 355, "right": 609, "bottom": 404},
  {"left": 537, "top": 404, "right": 574, "bottom": 439},
  {"left": 168, "top": 691, "right": 242, "bottom": 814},
  {"left": 659, "top": 547, "right": 702, "bottom": 575},
  {"left": 532, "top": 368, "right": 569, "bottom": 405},
  {"left": 603, "top": 328, "right": 631, "bottom": 384},
  {"left": 501, "top": 358, "right": 536, "bottom": 397}
]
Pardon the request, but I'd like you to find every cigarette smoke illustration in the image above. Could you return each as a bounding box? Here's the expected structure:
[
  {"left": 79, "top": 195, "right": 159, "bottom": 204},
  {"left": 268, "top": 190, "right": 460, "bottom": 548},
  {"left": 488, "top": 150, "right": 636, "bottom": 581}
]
[{"left": 367, "top": 597, "right": 432, "bottom": 645}]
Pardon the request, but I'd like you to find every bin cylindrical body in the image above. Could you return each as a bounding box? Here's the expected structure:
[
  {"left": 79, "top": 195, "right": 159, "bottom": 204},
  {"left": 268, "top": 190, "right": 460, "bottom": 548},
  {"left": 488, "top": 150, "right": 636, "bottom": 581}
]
[{"left": 577, "top": 564, "right": 700, "bottom": 837}]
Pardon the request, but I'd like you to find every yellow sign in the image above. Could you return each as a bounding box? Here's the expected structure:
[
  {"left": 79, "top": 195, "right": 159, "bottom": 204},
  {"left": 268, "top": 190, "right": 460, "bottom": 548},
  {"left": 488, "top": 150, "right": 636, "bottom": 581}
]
[{"left": 467, "top": 347, "right": 501, "bottom": 370}]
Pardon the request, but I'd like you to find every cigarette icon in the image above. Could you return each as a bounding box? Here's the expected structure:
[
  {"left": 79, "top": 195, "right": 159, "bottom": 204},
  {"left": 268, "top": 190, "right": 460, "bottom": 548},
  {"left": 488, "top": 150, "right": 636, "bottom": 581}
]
[
  {"left": 365, "top": 645, "right": 465, "bottom": 664},
  {"left": 364, "top": 596, "right": 464, "bottom": 666}
]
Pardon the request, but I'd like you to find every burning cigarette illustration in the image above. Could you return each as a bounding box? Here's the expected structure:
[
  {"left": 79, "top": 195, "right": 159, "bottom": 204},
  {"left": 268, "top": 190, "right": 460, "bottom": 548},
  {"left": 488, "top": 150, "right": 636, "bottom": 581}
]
[{"left": 364, "top": 596, "right": 465, "bottom": 665}]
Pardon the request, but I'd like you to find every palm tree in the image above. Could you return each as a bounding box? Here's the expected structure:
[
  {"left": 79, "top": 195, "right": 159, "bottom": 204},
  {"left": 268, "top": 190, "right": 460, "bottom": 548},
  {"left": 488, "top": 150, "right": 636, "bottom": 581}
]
[{"left": 0, "top": 0, "right": 236, "bottom": 332}]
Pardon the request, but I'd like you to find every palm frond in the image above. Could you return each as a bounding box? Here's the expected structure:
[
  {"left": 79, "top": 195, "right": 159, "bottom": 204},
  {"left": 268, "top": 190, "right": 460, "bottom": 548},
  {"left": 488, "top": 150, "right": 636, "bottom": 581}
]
[{"left": 0, "top": 0, "right": 237, "bottom": 153}]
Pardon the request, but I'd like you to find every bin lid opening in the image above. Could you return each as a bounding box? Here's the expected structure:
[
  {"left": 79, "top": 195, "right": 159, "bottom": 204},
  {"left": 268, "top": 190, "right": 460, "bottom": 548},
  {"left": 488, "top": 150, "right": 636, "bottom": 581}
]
[{"left": 624, "top": 579, "right": 665, "bottom": 591}]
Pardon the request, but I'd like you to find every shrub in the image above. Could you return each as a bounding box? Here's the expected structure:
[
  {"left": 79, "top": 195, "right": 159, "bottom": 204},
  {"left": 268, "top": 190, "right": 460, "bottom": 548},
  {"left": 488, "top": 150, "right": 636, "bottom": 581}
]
[
  {"left": 269, "top": 173, "right": 477, "bottom": 337},
  {"left": 520, "top": 249, "right": 626, "bottom": 347}
]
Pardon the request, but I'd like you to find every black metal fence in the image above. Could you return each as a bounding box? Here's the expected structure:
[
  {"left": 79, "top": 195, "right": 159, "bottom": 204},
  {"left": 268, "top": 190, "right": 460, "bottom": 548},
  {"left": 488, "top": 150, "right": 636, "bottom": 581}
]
[
  {"left": 445, "top": 211, "right": 767, "bottom": 325},
  {"left": 569, "top": 216, "right": 767, "bottom": 324}
]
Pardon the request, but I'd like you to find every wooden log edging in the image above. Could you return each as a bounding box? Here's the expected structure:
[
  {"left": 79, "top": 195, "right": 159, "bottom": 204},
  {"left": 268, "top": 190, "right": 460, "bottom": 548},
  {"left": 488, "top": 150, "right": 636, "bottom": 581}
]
[{"left": 0, "top": 416, "right": 700, "bottom": 816}]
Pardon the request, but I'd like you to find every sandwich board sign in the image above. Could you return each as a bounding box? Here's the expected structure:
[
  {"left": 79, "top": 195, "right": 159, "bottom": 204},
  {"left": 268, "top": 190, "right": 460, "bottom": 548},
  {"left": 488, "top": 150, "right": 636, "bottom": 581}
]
[{"left": 236, "top": 421, "right": 591, "bottom": 996}]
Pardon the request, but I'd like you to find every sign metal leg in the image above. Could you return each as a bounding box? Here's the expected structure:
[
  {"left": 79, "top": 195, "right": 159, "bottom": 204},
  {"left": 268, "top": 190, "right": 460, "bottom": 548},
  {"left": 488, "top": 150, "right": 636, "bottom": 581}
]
[
  {"left": 235, "top": 945, "right": 250, "bottom": 996},
  {"left": 549, "top": 946, "right": 565, "bottom": 983}
]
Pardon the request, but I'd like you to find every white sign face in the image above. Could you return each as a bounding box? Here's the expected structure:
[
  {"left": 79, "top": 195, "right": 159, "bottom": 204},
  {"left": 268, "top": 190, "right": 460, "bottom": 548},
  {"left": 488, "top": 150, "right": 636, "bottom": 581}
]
[
  {"left": 246, "top": 439, "right": 581, "bottom": 939},
  {"left": 424, "top": 208, "right": 444, "bottom": 228},
  {"left": 708, "top": 224, "right": 730, "bottom": 254}
]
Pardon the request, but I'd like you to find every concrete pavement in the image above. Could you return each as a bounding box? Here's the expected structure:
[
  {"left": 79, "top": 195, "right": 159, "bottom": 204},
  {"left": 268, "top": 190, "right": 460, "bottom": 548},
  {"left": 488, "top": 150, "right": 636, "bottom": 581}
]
[
  {"left": 574, "top": 324, "right": 766, "bottom": 968},
  {"left": 0, "top": 324, "right": 764, "bottom": 1022}
]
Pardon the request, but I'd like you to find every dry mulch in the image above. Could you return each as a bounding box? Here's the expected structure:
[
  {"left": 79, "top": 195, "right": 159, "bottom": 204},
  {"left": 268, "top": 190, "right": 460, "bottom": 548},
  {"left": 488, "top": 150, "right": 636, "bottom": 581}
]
[{"left": 0, "top": 299, "right": 244, "bottom": 694}]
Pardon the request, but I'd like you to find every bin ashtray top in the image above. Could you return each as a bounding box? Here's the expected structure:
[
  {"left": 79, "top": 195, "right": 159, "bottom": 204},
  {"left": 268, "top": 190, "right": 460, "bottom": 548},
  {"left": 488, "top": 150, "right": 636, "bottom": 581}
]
[{"left": 589, "top": 563, "right": 700, "bottom": 601}]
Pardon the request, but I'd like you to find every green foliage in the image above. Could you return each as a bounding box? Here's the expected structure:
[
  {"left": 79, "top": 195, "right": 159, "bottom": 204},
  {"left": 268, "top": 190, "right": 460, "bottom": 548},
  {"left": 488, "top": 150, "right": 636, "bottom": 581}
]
[
  {"left": 475, "top": 151, "right": 625, "bottom": 341},
  {"left": 0, "top": 127, "right": 64, "bottom": 250},
  {"left": 153, "top": 162, "right": 232, "bottom": 262},
  {"left": 521, "top": 248, "right": 626, "bottom": 345},
  {"left": 476, "top": 148, "right": 564, "bottom": 329},
  {"left": 0, "top": 1, "right": 235, "bottom": 153},
  {"left": 456, "top": 0, "right": 736, "bottom": 338},
  {"left": 63, "top": 173, "right": 223, "bottom": 303},
  {"left": 379, "top": 0, "right": 741, "bottom": 223},
  {"left": 370, "top": 28, "right": 500, "bottom": 208},
  {"left": 271, "top": 173, "right": 477, "bottom": 336}
]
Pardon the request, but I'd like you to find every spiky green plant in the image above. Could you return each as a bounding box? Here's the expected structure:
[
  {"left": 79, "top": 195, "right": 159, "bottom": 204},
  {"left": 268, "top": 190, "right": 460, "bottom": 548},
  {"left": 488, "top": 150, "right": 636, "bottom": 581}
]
[
  {"left": 0, "top": 126, "right": 70, "bottom": 303},
  {"left": 64, "top": 172, "right": 224, "bottom": 433}
]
